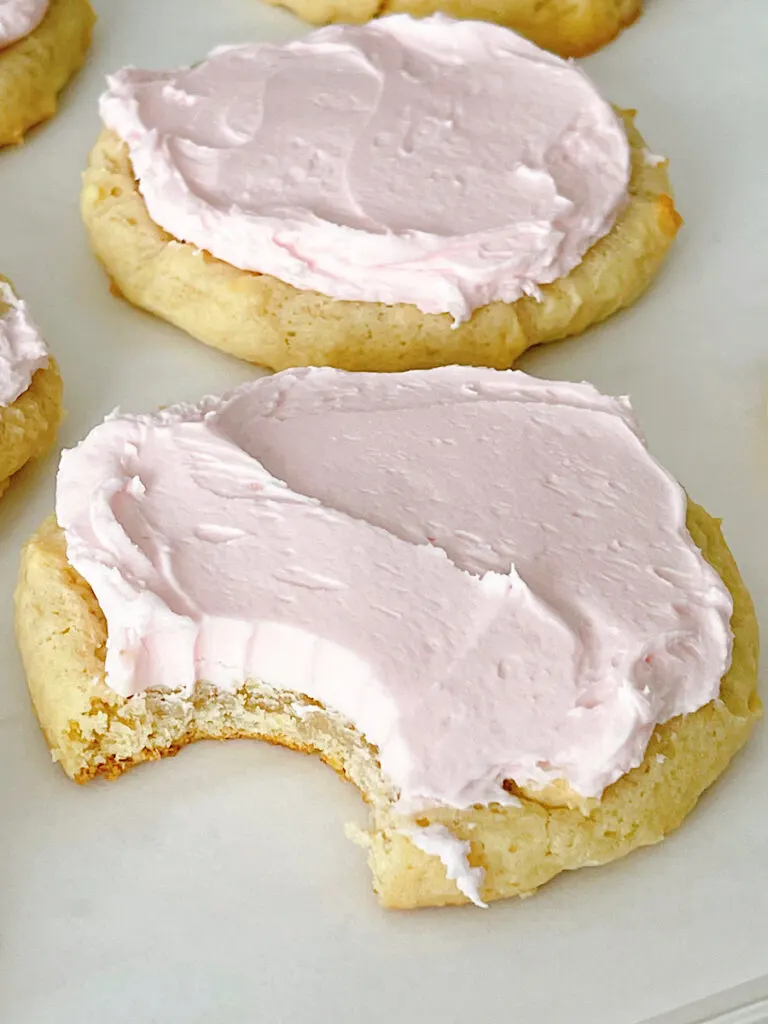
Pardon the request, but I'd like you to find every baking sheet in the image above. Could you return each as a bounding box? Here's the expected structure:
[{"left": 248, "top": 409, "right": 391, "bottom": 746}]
[{"left": 1, "top": 1, "right": 767, "bottom": 1021}]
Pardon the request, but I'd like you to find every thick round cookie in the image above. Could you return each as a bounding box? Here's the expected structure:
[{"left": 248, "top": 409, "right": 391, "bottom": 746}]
[
  {"left": 262, "top": 0, "right": 642, "bottom": 59},
  {"left": 81, "top": 111, "right": 680, "bottom": 373},
  {"left": 0, "top": 0, "right": 95, "bottom": 147},
  {"left": 15, "top": 502, "right": 759, "bottom": 908}
]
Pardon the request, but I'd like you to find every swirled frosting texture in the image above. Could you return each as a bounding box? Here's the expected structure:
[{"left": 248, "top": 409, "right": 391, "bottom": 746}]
[
  {"left": 0, "top": 0, "right": 47, "bottom": 48},
  {"left": 0, "top": 282, "right": 49, "bottom": 407},
  {"left": 57, "top": 367, "right": 732, "bottom": 808},
  {"left": 99, "top": 15, "right": 631, "bottom": 322}
]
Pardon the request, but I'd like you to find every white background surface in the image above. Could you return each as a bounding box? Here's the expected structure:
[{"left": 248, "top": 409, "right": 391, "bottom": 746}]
[{"left": 1, "top": 1, "right": 767, "bottom": 1021}]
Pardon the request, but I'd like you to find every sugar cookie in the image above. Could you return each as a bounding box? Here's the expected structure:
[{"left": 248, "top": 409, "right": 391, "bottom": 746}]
[
  {"left": 0, "top": 0, "right": 95, "bottom": 146},
  {"left": 16, "top": 368, "right": 759, "bottom": 908},
  {"left": 261, "top": 0, "right": 642, "bottom": 59},
  {"left": 0, "top": 278, "right": 62, "bottom": 496},
  {"left": 82, "top": 18, "right": 679, "bottom": 372}
]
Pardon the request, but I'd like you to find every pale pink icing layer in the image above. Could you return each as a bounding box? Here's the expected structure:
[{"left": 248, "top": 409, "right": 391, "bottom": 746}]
[
  {"left": 56, "top": 367, "right": 732, "bottom": 808},
  {"left": 0, "top": 282, "right": 49, "bottom": 407},
  {"left": 99, "top": 15, "right": 630, "bottom": 322},
  {"left": 0, "top": 0, "right": 47, "bottom": 48}
]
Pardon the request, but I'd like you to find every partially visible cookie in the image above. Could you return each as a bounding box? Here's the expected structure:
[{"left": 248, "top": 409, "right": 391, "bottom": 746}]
[
  {"left": 0, "top": 0, "right": 95, "bottom": 147},
  {"left": 261, "top": 0, "right": 642, "bottom": 58},
  {"left": 0, "top": 278, "right": 62, "bottom": 496}
]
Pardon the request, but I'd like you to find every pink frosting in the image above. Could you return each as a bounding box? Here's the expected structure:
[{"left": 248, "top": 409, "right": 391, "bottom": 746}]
[
  {"left": 0, "top": 0, "right": 47, "bottom": 48},
  {"left": 99, "top": 15, "right": 630, "bottom": 322},
  {"left": 56, "top": 367, "right": 732, "bottom": 809},
  {"left": 0, "top": 281, "right": 49, "bottom": 407}
]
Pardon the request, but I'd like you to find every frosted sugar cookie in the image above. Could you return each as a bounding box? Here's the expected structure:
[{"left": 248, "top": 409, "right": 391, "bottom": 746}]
[
  {"left": 82, "top": 16, "right": 680, "bottom": 373},
  {"left": 0, "top": 278, "right": 62, "bottom": 497},
  {"left": 262, "top": 0, "right": 642, "bottom": 59},
  {"left": 0, "top": 0, "right": 95, "bottom": 146},
  {"left": 16, "top": 367, "right": 759, "bottom": 908}
]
